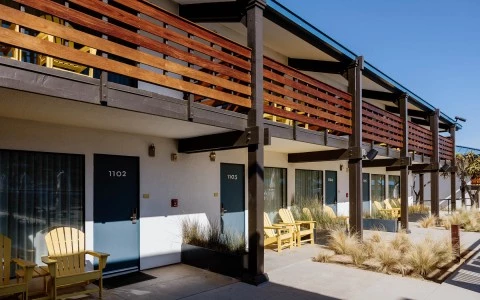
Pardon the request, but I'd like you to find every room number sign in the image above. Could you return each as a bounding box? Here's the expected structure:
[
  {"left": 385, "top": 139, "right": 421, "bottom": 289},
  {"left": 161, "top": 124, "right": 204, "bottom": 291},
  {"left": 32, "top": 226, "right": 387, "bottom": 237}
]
[
  {"left": 227, "top": 174, "right": 238, "bottom": 180},
  {"left": 108, "top": 171, "right": 127, "bottom": 177}
]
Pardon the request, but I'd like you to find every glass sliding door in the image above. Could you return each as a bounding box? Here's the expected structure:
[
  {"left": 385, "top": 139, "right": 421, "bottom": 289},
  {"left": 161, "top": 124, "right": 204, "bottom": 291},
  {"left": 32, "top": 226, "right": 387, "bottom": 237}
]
[
  {"left": 295, "top": 169, "right": 323, "bottom": 208},
  {"left": 371, "top": 174, "right": 386, "bottom": 203},
  {"left": 0, "top": 150, "right": 84, "bottom": 265},
  {"left": 264, "top": 167, "right": 287, "bottom": 222},
  {"left": 388, "top": 175, "right": 400, "bottom": 202}
]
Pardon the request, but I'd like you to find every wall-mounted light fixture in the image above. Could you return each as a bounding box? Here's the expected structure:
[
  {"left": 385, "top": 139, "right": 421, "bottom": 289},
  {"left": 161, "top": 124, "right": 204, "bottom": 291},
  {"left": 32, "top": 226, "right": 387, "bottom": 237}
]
[
  {"left": 440, "top": 162, "right": 451, "bottom": 172},
  {"left": 366, "top": 149, "right": 378, "bottom": 160},
  {"left": 148, "top": 144, "right": 155, "bottom": 157},
  {"left": 339, "top": 164, "right": 343, "bottom": 171},
  {"left": 171, "top": 153, "right": 178, "bottom": 162},
  {"left": 209, "top": 151, "right": 216, "bottom": 162}
]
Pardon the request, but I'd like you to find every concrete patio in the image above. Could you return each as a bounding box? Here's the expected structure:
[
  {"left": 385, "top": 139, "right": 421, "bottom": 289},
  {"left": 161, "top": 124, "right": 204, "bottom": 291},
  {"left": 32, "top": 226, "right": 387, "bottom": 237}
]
[{"left": 34, "top": 224, "right": 480, "bottom": 300}]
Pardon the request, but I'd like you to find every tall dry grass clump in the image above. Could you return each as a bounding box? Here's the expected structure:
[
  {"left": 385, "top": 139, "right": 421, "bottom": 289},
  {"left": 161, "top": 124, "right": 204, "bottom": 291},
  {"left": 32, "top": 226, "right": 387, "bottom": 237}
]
[
  {"left": 406, "top": 238, "right": 439, "bottom": 276},
  {"left": 314, "top": 250, "right": 335, "bottom": 263},
  {"left": 441, "top": 208, "right": 480, "bottom": 232},
  {"left": 373, "top": 242, "right": 403, "bottom": 274},
  {"left": 327, "top": 228, "right": 359, "bottom": 255},
  {"left": 391, "top": 231, "right": 411, "bottom": 254},
  {"left": 419, "top": 215, "right": 437, "bottom": 228}
]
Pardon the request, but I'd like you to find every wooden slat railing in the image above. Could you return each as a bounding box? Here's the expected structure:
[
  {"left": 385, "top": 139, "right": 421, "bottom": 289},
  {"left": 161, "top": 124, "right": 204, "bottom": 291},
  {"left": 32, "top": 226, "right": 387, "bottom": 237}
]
[
  {"left": 362, "top": 102, "right": 403, "bottom": 148},
  {"left": 2, "top": 0, "right": 252, "bottom": 108},
  {"left": 408, "top": 122, "right": 433, "bottom": 157},
  {"left": 439, "top": 136, "right": 454, "bottom": 160},
  {"left": 263, "top": 57, "right": 352, "bottom": 135}
]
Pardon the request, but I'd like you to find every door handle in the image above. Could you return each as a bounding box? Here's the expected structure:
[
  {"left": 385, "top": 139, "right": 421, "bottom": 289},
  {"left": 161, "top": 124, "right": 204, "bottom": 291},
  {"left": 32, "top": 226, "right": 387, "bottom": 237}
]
[{"left": 130, "top": 208, "right": 137, "bottom": 224}]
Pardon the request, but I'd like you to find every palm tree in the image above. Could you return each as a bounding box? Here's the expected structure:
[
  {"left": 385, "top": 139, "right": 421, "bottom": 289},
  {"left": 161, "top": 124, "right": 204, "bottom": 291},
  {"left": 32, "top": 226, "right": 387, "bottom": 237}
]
[{"left": 456, "top": 152, "right": 480, "bottom": 207}]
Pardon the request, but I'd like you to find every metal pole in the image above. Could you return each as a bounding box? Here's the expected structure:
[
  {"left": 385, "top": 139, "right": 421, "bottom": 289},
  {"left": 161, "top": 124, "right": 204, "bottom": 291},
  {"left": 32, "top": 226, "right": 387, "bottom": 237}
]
[{"left": 450, "top": 125, "right": 456, "bottom": 211}]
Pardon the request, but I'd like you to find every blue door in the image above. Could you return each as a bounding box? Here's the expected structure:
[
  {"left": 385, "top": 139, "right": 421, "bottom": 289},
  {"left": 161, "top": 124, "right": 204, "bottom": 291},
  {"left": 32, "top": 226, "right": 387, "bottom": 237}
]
[
  {"left": 220, "top": 163, "right": 245, "bottom": 236},
  {"left": 325, "top": 170, "right": 337, "bottom": 214},
  {"left": 94, "top": 154, "right": 139, "bottom": 275},
  {"left": 363, "top": 173, "right": 371, "bottom": 214}
]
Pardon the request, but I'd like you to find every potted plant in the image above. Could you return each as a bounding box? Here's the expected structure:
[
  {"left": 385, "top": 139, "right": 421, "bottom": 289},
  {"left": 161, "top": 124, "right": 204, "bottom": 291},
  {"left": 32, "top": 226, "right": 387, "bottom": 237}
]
[
  {"left": 363, "top": 211, "right": 398, "bottom": 232},
  {"left": 408, "top": 204, "right": 431, "bottom": 222},
  {"left": 181, "top": 218, "right": 247, "bottom": 278}
]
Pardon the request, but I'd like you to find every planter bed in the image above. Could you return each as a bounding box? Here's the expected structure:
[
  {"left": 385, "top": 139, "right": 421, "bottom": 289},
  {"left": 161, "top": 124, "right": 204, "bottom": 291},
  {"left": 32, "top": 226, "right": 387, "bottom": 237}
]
[
  {"left": 181, "top": 244, "right": 247, "bottom": 278},
  {"left": 408, "top": 212, "right": 430, "bottom": 222},
  {"left": 363, "top": 218, "right": 398, "bottom": 232}
]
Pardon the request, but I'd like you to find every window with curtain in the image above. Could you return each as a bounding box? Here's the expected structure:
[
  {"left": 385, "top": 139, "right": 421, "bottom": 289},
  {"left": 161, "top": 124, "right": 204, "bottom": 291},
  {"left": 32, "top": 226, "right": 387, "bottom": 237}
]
[
  {"left": 388, "top": 175, "right": 400, "bottom": 200},
  {"left": 370, "top": 174, "right": 385, "bottom": 202},
  {"left": 295, "top": 169, "right": 323, "bottom": 208},
  {"left": 0, "top": 150, "right": 84, "bottom": 265},
  {"left": 264, "top": 167, "right": 286, "bottom": 222}
]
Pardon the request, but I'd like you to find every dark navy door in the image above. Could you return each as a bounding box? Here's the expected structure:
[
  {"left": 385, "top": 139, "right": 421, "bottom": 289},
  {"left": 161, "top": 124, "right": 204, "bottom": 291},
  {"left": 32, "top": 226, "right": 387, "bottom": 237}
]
[
  {"left": 363, "top": 173, "right": 370, "bottom": 214},
  {"left": 325, "top": 170, "right": 337, "bottom": 214},
  {"left": 220, "top": 163, "right": 245, "bottom": 236},
  {"left": 94, "top": 154, "right": 139, "bottom": 275}
]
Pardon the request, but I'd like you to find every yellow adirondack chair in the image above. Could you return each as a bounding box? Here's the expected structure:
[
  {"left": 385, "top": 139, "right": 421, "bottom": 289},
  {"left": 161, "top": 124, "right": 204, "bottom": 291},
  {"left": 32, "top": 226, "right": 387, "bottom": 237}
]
[
  {"left": 0, "top": 234, "right": 36, "bottom": 299},
  {"left": 264, "top": 212, "right": 294, "bottom": 252},
  {"left": 42, "top": 227, "right": 109, "bottom": 300},
  {"left": 323, "top": 206, "right": 349, "bottom": 227},
  {"left": 384, "top": 199, "right": 401, "bottom": 217},
  {"left": 278, "top": 208, "right": 315, "bottom": 246},
  {"left": 36, "top": 15, "right": 97, "bottom": 77},
  {"left": 0, "top": 21, "right": 21, "bottom": 60},
  {"left": 373, "top": 200, "right": 397, "bottom": 218}
]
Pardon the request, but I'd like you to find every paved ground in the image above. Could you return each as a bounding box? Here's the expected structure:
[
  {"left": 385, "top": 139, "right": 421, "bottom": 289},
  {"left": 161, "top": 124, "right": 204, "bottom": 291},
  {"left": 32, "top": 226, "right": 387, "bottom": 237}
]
[{"left": 31, "top": 224, "right": 480, "bottom": 300}]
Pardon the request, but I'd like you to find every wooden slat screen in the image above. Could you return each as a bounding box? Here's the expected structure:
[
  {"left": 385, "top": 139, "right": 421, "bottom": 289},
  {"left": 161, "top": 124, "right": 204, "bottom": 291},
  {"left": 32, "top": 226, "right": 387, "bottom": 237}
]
[
  {"left": 4, "top": 0, "right": 252, "bottom": 108},
  {"left": 263, "top": 57, "right": 352, "bottom": 135},
  {"left": 408, "top": 122, "right": 433, "bottom": 157},
  {"left": 362, "top": 102, "right": 403, "bottom": 148},
  {"left": 439, "top": 136, "right": 454, "bottom": 160}
]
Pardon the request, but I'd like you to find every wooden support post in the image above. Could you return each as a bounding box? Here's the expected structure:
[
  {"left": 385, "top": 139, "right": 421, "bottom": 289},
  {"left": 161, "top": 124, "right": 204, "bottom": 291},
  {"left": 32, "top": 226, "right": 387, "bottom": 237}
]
[
  {"left": 399, "top": 94, "right": 409, "bottom": 231},
  {"left": 430, "top": 109, "right": 440, "bottom": 216},
  {"left": 419, "top": 173, "right": 425, "bottom": 205},
  {"left": 347, "top": 56, "right": 364, "bottom": 239},
  {"left": 450, "top": 125, "right": 456, "bottom": 211},
  {"left": 245, "top": 0, "right": 268, "bottom": 285}
]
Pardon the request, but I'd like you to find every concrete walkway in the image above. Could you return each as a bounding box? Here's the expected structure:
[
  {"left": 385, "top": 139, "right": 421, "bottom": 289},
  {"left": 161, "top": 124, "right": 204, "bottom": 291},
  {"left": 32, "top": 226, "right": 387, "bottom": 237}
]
[{"left": 54, "top": 226, "right": 480, "bottom": 300}]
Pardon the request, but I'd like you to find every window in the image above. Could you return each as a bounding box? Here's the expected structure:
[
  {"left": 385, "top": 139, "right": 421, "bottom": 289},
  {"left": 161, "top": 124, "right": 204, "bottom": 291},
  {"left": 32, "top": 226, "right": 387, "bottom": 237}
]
[
  {"left": 295, "top": 169, "right": 323, "bottom": 207},
  {"left": 264, "top": 167, "right": 286, "bottom": 222},
  {"left": 0, "top": 150, "right": 84, "bottom": 265},
  {"left": 388, "top": 175, "right": 400, "bottom": 200},
  {"left": 370, "top": 174, "right": 385, "bottom": 202}
]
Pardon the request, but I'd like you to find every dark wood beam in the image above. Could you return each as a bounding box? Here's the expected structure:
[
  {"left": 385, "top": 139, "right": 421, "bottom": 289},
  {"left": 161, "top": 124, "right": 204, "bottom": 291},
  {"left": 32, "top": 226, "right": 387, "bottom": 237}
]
[
  {"left": 385, "top": 106, "right": 430, "bottom": 119},
  {"left": 431, "top": 109, "right": 440, "bottom": 216},
  {"left": 399, "top": 94, "right": 409, "bottom": 231},
  {"left": 362, "top": 89, "right": 398, "bottom": 102},
  {"left": 419, "top": 173, "right": 425, "bottom": 205},
  {"left": 450, "top": 125, "right": 457, "bottom": 211},
  {"left": 387, "top": 163, "right": 433, "bottom": 172},
  {"left": 288, "top": 149, "right": 349, "bottom": 163},
  {"left": 178, "top": 127, "right": 268, "bottom": 153},
  {"left": 287, "top": 58, "right": 348, "bottom": 74},
  {"left": 245, "top": 0, "right": 268, "bottom": 286},
  {"left": 179, "top": 2, "right": 245, "bottom": 23},
  {"left": 362, "top": 157, "right": 411, "bottom": 168},
  {"left": 348, "top": 56, "right": 364, "bottom": 238},
  {"left": 409, "top": 117, "right": 451, "bottom": 130}
]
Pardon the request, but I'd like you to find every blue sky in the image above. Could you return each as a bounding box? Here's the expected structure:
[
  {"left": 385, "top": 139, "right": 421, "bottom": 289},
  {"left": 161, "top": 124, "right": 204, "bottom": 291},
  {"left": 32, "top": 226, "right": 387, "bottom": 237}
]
[{"left": 276, "top": 0, "right": 480, "bottom": 148}]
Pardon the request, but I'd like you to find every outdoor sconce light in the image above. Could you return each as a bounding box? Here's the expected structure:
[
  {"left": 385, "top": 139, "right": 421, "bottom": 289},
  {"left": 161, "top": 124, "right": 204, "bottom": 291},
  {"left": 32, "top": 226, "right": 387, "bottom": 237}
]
[
  {"left": 148, "top": 144, "right": 155, "bottom": 157},
  {"left": 171, "top": 153, "right": 178, "bottom": 162},
  {"left": 339, "top": 164, "right": 343, "bottom": 171},
  {"left": 209, "top": 151, "right": 216, "bottom": 162},
  {"left": 366, "top": 149, "right": 378, "bottom": 161},
  {"left": 440, "top": 162, "right": 451, "bottom": 172}
]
